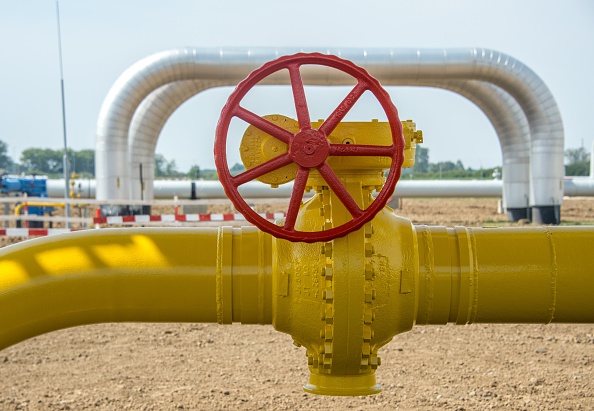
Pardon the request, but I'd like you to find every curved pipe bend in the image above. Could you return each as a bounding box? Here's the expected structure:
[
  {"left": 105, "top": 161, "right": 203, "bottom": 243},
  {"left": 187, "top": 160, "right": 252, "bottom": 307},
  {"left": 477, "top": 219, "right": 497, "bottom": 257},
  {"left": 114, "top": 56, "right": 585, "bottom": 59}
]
[
  {"left": 127, "top": 79, "right": 530, "bottom": 212},
  {"left": 96, "top": 47, "right": 562, "bottom": 214}
]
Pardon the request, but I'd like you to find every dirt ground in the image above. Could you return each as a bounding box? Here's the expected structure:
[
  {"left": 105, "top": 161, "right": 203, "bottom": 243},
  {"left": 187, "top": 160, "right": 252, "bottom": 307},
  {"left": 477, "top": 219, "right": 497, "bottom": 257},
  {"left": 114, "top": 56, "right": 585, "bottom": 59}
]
[{"left": 1, "top": 198, "right": 593, "bottom": 410}]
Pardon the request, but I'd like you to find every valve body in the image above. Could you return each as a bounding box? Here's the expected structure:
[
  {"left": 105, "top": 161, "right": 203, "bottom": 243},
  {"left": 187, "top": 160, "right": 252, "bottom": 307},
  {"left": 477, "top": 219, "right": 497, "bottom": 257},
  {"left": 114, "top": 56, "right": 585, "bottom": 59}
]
[{"left": 273, "top": 194, "right": 417, "bottom": 395}]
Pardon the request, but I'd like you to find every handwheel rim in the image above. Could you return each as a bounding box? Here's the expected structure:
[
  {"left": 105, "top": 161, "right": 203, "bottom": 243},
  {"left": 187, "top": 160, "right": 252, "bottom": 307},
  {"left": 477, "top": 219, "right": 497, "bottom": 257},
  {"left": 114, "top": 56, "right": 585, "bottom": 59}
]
[{"left": 214, "top": 53, "right": 404, "bottom": 243}]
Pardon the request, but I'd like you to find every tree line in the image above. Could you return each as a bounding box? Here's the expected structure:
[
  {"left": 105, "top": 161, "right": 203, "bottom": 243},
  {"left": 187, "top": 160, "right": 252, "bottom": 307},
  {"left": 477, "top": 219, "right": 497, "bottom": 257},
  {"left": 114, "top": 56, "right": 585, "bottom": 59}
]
[
  {"left": 407, "top": 146, "right": 591, "bottom": 179},
  {"left": 0, "top": 140, "right": 590, "bottom": 179},
  {"left": 406, "top": 146, "right": 499, "bottom": 179},
  {"left": 0, "top": 140, "right": 213, "bottom": 179}
]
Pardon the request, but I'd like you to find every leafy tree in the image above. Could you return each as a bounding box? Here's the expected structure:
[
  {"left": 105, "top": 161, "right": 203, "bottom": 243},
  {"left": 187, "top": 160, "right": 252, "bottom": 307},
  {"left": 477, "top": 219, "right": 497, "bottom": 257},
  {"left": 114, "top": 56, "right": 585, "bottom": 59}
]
[
  {"left": 566, "top": 162, "right": 589, "bottom": 176},
  {"left": 166, "top": 159, "right": 178, "bottom": 176},
  {"left": 0, "top": 140, "right": 14, "bottom": 171},
  {"left": 72, "top": 149, "right": 95, "bottom": 175},
  {"left": 154, "top": 153, "right": 183, "bottom": 177},
  {"left": 21, "top": 148, "right": 64, "bottom": 174},
  {"left": 188, "top": 164, "right": 201, "bottom": 179},
  {"left": 19, "top": 147, "right": 95, "bottom": 176},
  {"left": 154, "top": 154, "right": 168, "bottom": 177},
  {"left": 565, "top": 147, "right": 589, "bottom": 164},
  {"left": 230, "top": 162, "right": 246, "bottom": 176},
  {"left": 413, "top": 146, "right": 429, "bottom": 172},
  {"left": 565, "top": 147, "right": 590, "bottom": 176},
  {"left": 429, "top": 161, "right": 461, "bottom": 173},
  {"left": 197, "top": 168, "right": 219, "bottom": 180}
]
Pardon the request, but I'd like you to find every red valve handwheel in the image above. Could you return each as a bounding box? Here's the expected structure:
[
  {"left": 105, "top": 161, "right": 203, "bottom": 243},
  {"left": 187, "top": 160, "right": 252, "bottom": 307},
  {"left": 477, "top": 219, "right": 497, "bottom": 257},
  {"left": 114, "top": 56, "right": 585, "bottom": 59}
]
[{"left": 214, "top": 53, "right": 405, "bottom": 243}]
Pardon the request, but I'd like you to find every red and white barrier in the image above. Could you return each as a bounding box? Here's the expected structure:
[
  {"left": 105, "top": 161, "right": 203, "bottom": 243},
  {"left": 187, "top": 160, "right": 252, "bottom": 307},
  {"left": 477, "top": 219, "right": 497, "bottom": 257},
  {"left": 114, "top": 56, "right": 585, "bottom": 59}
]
[
  {"left": 93, "top": 212, "right": 286, "bottom": 225},
  {"left": 0, "top": 211, "right": 287, "bottom": 236},
  {"left": 0, "top": 228, "right": 79, "bottom": 238}
]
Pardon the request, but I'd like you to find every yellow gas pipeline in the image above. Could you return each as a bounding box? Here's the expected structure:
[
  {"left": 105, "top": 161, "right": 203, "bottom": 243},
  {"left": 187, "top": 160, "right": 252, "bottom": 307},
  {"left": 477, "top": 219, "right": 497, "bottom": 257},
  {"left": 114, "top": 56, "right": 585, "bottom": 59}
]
[
  {"left": 1, "top": 212, "right": 593, "bottom": 395},
  {"left": 0, "top": 227, "right": 272, "bottom": 351},
  {"left": 415, "top": 225, "right": 594, "bottom": 325}
]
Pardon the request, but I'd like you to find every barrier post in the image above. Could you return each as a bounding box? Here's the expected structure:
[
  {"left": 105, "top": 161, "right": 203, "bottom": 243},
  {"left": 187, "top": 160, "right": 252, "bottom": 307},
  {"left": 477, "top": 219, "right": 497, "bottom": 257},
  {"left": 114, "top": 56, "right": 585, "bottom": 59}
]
[
  {"left": 24, "top": 193, "right": 29, "bottom": 229},
  {"left": 94, "top": 208, "right": 101, "bottom": 229}
]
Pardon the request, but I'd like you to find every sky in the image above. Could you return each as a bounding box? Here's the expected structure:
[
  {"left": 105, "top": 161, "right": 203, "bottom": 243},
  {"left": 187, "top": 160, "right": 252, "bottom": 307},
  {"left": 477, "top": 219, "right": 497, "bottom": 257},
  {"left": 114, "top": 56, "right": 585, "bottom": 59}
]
[{"left": 0, "top": 0, "right": 593, "bottom": 173}]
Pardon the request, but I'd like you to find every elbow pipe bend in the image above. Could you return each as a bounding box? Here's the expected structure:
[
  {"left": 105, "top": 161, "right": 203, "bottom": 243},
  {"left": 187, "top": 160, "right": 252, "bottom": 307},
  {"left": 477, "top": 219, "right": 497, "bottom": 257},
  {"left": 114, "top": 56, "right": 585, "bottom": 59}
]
[
  {"left": 97, "top": 47, "right": 562, "bottom": 214},
  {"left": 127, "top": 78, "right": 529, "bottom": 208}
]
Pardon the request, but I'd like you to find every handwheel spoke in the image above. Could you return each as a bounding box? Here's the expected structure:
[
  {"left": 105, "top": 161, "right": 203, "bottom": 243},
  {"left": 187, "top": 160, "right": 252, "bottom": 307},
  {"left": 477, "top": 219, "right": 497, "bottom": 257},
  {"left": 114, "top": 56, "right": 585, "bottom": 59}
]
[
  {"left": 283, "top": 166, "right": 310, "bottom": 231},
  {"left": 232, "top": 152, "right": 293, "bottom": 186},
  {"left": 329, "top": 143, "right": 396, "bottom": 157},
  {"left": 288, "top": 64, "right": 312, "bottom": 131},
  {"left": 319, "top": 81, "right": 368, "bottom": 136},
  {"left": 215, "top": 52, "right": 404, "bottom": 243},
  {"left": 317, "top": 162, "right": 364, "bottom": 218},
  {"left": 234, "top": 106, "right": 293, "bottom": 144}
]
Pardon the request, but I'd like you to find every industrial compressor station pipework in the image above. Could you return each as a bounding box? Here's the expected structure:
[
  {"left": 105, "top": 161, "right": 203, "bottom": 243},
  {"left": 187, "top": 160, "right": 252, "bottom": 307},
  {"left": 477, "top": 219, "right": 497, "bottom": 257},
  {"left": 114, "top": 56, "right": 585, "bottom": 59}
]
[{"left": 0, "top": 54, "right": 593, "bottom": 396}]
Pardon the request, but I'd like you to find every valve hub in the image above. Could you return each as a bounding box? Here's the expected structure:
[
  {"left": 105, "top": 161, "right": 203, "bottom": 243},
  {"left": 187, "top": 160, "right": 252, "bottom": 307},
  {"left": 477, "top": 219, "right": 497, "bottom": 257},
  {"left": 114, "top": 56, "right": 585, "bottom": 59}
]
[{"left": 290, "top": 129, "right": 329, "bottom": 168}]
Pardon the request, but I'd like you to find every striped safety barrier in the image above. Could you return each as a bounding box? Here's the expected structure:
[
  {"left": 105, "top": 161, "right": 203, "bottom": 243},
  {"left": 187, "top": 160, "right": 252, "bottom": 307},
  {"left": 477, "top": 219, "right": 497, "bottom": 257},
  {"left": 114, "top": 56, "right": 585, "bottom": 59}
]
[
  {"left": 0, "top": 214, "right": 287, "bottom": 236},
  {"left": 0, "top": 228, "right": 79, "bottom": 238},
  {"left": 93, "top": 212, "right": 286, "bottom": 225}
]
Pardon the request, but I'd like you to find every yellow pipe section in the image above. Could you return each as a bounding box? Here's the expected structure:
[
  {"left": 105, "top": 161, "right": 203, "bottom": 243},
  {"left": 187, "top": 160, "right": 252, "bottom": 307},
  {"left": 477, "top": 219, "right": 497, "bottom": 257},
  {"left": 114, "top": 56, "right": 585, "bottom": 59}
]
[
  {"left": 415, "top": 225, "right": 594, "bottom": 325},
  {"left": 14, "top": 202, "right": 66, "bottom": 216},
  {"left": 0, "top": 227, "right": 272, "bottom": 351}
]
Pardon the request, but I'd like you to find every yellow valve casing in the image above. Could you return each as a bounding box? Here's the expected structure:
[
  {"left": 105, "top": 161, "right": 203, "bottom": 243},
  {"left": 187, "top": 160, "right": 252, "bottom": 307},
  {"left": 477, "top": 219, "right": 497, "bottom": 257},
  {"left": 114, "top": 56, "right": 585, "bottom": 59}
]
[
  {"left": 239, "top": 115, "right": 421, "bottom": 187},
  {"left": 402, "top": 119, "right": 423, "bottom": 168},
  {"left": 273, "top": 199, "right": 417, "bottom": 395},
  {"left": 269, "top": 122, "right": 419, "bottom": 396},
  {"left": 245, "top": 116, "right": 422, "bottom": 394}
]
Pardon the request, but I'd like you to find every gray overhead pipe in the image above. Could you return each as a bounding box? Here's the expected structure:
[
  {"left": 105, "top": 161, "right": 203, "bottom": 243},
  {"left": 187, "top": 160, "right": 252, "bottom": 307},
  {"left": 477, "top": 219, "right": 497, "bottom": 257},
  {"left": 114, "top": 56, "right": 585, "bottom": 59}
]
[
  {"left": 46, "top": 178, "right": 594, "bottom": 200},
  {"left": 128, "top": 80, "right": 221, "bottom": 202},
  {"left": 128, "top": 79, "right": 531, "bottom": 221},
  {"left": 96, "top": 47, "right": 563, "bottom": 223},
  {"left": 416, "top": 80, "right": 531, "bottom": 221}
]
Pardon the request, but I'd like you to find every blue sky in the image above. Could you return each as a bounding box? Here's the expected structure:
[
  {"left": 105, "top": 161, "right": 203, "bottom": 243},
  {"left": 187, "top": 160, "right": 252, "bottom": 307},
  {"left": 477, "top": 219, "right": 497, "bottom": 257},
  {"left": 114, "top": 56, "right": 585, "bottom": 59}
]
[{"left": 0, "top": 0, "right": 593, "bottom": 172}]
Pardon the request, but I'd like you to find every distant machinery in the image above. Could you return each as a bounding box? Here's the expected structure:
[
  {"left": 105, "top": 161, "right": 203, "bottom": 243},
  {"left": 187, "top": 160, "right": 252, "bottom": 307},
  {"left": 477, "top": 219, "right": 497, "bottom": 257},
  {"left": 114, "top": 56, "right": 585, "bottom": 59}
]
[
  {"left": 0, "top": 175, "right": 54, "bottom": 228},
  {"left": 96, "top": 47, "right": 563, "bottom": 223},
  {"left": 0, "top": 175, "right": 48, "bottom": 197}
]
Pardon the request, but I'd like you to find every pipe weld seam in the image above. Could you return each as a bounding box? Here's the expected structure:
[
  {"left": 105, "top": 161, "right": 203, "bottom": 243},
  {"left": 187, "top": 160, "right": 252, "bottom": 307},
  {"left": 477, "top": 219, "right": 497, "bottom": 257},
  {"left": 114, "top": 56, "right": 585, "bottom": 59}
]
[
  {"left": 469, "top": 229, "right": 479, "bottom": 325},
  {"left": 258, "top": 231, "right": 265, "bottom": 324},
  {"left": 545, "top": 228, "right": 558, "bottom": 323},
  {"left": 216, "top": 226, "right": 224, "bottom": 324},
  {"left": 422, "top": 227, "right": 434, "bottom": 324}
]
